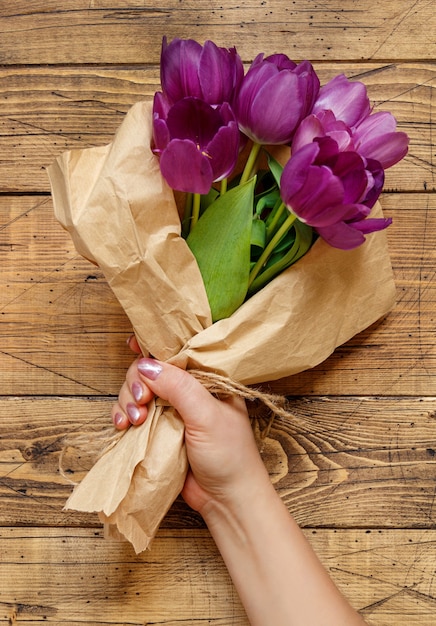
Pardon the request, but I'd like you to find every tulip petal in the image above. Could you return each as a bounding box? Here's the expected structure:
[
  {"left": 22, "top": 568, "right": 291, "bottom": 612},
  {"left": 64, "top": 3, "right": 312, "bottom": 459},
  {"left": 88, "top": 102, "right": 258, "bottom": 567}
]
[
  {"left": 236, "top": 63, "right": 278, "bottom": 122},
  {"left": 316, "top": 213, "right": 392, "bottom": 250},
  {"left": 153, "top": 91, "right": 171, "bottom": 118},
  {"left": 160, "top": 37, "right": 203, "bottom": 102},
  {"left": 159, "top": 139, "right": 213, "bottom": 194},
  {"left": 166, "top": 98, "right": 221, "bottom": 145},
  {"left": 294, "top": 60, "right": 320, "bottom": 111},
  {"left": 351, "top": 216, "right": 393, "bottom": 234},
  {"left": 352, "top": 107, "right": 409, "bottom": 169},
  {"left": 292, "top": 115, "right": 324, "bottom": 152},
  {"left": 357, "top": 131, "right": 409, "bottom": 169},
  {"left": 280, "top": 143, "right": 320, "bottom": 197},
  {"left": 362, "top": 159, "right": 385, "bottom": 208},
  {"left": 355, "top": 110, "right": 397, "bottom": 135},
  {"left": 288, "top": 167, "right": 346, "bottom": 227},
  {"left": 331, "top": 203, "right": 370, "bottom": 224},
  {"left": 316, "top": 221, "right": 366, "bottom": 249},
  {"left": 328, "top": 151, "right": 368, "bottom": 204},
  {"left": 313, "top": 74, "right": 370, "bottom": 127},
  {"left": 281, "top": 143, "right": 349, "bottom": 226},
  {"left": 207, "top": 121, "right": 240, "bottom": 181},
  {"left": 264, "top": 53, "right": 297, "bottom": 71},
  {"left": 152, "top": 117, "right": 170, "bottom": 153},
  {"left": 242, "top": 71, "right": 301, "bottom": 144},
  {"left": 199, "top": 41, "right": 243, "bottom": 104}
]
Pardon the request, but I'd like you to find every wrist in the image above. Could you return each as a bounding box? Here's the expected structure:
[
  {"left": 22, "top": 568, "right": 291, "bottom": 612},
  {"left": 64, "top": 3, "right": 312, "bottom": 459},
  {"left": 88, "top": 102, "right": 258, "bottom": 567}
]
[{"left": 200, "top": 465, "right": 281, "bottom": 545}]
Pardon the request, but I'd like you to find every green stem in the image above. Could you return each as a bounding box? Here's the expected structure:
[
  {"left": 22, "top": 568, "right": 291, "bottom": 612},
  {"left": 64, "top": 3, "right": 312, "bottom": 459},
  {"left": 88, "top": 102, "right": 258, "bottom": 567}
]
[
  {"left": 248, "top": 210, "right": 298, "bottom": 287},
  {"left": 182, "top": 193, "right": 193, "bottom": 239},
  {"left": 220, "top": 178, "right": 228, "bottom": 196},
  {"left": 248, "top": 222, "right": 302, "bottom": 297},
  {"left": 239, "top": 142, "right": 262, "bottom": 185},
  {"left": 266, "top": 201, "right": 286, "bottom": 242},
  {"left": 190, "top": 193, "right": 202, "bottom": 231}
]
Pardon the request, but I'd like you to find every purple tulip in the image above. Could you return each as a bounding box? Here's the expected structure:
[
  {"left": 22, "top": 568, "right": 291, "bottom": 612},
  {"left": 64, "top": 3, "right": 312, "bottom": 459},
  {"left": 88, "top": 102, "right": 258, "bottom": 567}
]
[
  {"left": 292, "top": 110, "right": 353, "bottom": 154},
  {"left": 306, "top": 74, "right": 409, "bottom": 169},
  {"left": 293, "top": 109, "right": 408, "bottom": 172},
  {"left": 159, "top": 36, "right": 244, "bottom": 106},
  {"left": 152, "top": 96, "right": 240, "bottom": 194},
  {"left": 312, "top": 74, "right": 371, "bottom": 128},
  {"left": 280, "top": 138, "right": 391, "bottom": 249},
  {"left": 233, "top": 53, "right": 320, "bottom": 145}
]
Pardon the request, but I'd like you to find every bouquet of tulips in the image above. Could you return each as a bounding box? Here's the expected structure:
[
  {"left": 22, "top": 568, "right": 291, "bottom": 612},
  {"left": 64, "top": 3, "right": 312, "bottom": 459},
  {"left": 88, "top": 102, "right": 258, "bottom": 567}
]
[
  {"left": 154, "top": 37, "right": 407, "bottom": 321},
  {"left": 48, "top": 37, "right": 408, "bottom": 553}
]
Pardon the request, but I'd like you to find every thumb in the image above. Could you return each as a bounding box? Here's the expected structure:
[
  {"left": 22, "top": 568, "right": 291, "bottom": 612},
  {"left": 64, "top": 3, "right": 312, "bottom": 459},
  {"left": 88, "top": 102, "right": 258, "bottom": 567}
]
[{"left": 136, "top": 357, "right": 216, "bottom": 430}]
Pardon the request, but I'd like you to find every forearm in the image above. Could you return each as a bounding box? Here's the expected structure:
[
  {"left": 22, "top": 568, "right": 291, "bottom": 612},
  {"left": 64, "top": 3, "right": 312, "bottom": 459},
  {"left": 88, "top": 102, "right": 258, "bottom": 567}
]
[{"left": 202, "top": 474, "right": 367, "bottom": 626}]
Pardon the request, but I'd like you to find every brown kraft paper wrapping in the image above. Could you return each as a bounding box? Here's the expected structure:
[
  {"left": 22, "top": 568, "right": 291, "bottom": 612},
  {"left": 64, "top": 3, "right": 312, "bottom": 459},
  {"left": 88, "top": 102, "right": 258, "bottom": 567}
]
[{"left": 48, "top": 100, "right": 396, "bottom": 553}]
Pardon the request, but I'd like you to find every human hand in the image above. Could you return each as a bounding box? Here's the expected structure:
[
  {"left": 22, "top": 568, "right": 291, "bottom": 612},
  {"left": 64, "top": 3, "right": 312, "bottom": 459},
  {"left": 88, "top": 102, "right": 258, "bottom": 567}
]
[
  {"left": 111, "top": 356, "right": 270, "bottom": 514},
  {"left": 112, "top": 340, "right": 368, "bottom": 626}
]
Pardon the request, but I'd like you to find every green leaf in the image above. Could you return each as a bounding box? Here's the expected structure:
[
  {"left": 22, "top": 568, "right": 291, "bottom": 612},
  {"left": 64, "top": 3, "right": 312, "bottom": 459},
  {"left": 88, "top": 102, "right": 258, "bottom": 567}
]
[
  {"left": 254, "top": 188, "right": 281, "bottom": 217},
  {"left": 267, "top": 154, "right": 284, "bottom": 186},
  {"left": 251, "top": 217, "right": 266, "bottom": 254},
  {"left": 187, "top": 178, "right": 256, "bottom": 322},
  {"left": 201, "top": 187, "right": 219, "bottom": 212}
]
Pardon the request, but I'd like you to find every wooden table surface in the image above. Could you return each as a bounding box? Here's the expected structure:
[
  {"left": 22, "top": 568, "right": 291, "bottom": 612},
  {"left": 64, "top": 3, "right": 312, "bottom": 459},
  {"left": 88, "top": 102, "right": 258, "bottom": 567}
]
[{"left": 0, "top": 2, "right": 435, "bottom": 624}]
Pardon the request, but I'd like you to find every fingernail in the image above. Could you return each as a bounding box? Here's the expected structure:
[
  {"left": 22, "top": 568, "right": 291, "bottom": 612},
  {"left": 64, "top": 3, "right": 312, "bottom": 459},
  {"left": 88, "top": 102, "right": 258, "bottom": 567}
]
[
  {"left": 132, "top": 381, "right": 143, "bottom": 402},
  {"left": 126, "top": 403, "right": 141, "bottom": 424},
  {"left": 113, "top": 412, "right": 125, "bottom": 427},
  {"left": 137, "top": 358, "right": 163, "bottom": 381}
]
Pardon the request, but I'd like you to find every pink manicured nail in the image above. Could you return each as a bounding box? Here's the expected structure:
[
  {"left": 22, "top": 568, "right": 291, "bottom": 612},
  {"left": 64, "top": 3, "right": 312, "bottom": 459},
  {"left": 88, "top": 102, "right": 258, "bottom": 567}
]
[
  {"left": 126, "top": 403, "right": 141, "bottom": 424},
  {"left": 113, "top": 412, "right": 125, "bottom": 427},
  {"left": 132, "top": 382, "right": 143, "bottom": 402},
  {"left": 137, "top": 358, "right": 163, "bottom": 380}
]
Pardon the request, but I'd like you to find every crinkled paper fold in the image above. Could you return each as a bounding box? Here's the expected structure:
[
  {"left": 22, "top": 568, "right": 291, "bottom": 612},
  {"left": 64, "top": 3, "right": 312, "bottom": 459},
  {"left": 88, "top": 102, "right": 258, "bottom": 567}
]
[{"left": 48, "top": 101, "right": 396, "bottom": 553}]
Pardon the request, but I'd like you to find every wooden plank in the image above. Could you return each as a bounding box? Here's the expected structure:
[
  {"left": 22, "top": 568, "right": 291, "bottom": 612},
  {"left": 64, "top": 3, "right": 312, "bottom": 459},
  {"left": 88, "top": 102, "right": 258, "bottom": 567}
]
[
  {"left": 0, "top": 1, "right": 435, "bottom": 65},
  {"left": 0, "top": 195, "right": 133, "bottom": 395},
  {"left": 0, "top": 62, "right": 433, "bottom": 192},
  {"left": 1, "top": 194, "right": 433, "bottom": 396},
  {"left": 0, "top": 66, "right": 155, "bottom": 194},
  {"left": 1, "top": 527, "right": 436, "bottom": 625},
  {"left": 1, "top": 396, "right": 435, "bottom": 529}
]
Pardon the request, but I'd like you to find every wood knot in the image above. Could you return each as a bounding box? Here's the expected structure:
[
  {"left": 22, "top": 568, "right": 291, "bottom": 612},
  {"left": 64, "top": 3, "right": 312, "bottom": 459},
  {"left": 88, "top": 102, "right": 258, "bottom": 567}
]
[{"left": 22, "top": 442, "right": 44, "bottom": 461}]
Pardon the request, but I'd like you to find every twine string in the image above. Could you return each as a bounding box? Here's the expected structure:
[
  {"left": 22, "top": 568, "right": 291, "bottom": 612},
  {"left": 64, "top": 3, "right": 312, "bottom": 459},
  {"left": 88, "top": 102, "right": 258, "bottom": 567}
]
[{"left": 189, "top": 369, "right": 292, "bottom": 419}]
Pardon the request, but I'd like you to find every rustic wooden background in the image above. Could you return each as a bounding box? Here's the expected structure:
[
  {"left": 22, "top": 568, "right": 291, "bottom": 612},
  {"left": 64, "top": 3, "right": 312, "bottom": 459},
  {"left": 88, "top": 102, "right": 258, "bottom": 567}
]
[{"left": 0, "top": 1, "right": 435, "bottom": 624}]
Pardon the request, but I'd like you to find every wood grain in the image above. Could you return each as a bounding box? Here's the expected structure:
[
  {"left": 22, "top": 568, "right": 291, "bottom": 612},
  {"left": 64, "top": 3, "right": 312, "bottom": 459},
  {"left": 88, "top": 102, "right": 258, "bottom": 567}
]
[{"left": 0, "top": 1, "right": 435, "bottom": 64}]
